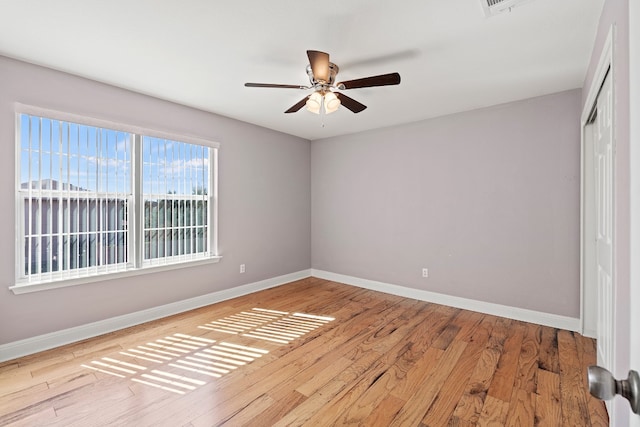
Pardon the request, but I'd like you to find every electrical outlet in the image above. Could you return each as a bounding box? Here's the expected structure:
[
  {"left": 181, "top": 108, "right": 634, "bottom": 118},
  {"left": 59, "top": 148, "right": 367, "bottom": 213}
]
[
  {"left": 240, "top": 264, "right": 245, "bottom": 274},
  {"left": 422, "top": 268, "right": 429, "bottom": 278}
]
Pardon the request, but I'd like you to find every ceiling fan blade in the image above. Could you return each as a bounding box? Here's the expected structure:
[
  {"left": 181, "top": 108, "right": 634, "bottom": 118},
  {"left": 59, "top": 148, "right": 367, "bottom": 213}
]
[
  {"left": 335, "top": 93, "right": 367, "bottom": 113},
  {"left": 285, "top": 96, "right": 309, "bottom": 114},
  {"left": 338, "top": 72, "right": 401, "bottom": 89},
  {"left": 245, "top": 83, "right": 307, "bottom": 89},
  {"left": 307, "top": 50, "right": 330, "bottom": 83}
]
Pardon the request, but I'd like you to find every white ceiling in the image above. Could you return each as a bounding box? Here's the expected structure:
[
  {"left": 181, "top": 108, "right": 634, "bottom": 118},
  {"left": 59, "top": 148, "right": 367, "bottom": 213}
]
[{"left": 0, "top": 0, "right": 604, "bottom": 140}]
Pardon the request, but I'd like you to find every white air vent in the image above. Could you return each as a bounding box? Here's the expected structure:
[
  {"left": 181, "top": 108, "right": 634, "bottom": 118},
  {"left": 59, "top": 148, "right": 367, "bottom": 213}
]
[{"left": 481, "top": 0, "right": 535, "bottom": 17}]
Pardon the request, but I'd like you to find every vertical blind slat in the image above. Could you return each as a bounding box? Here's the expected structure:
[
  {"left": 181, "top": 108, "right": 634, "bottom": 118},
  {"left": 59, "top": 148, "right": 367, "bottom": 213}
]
[{"left": 37, "top": 117, "right": 42, "bottom": 279}]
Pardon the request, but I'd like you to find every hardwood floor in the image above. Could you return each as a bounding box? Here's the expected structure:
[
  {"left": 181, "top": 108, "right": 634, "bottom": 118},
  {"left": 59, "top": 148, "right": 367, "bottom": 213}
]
[{"left": 0, "top": 277, "right": 607, "bottom": 426}]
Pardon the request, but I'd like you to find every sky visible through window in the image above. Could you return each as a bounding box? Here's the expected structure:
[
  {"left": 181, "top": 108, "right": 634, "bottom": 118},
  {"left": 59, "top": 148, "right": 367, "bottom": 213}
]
[
  {"left": 143, "top": 136, "right": 209, "bottom": 197},
  {"left": 20, "top": 115, "right": 209, "bottom": 196}
]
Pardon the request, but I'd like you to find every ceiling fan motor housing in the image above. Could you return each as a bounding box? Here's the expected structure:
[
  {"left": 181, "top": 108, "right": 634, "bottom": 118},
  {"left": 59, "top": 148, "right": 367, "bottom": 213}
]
[{"left": 306, "top": 63, "right": 339, "bottom": 87}]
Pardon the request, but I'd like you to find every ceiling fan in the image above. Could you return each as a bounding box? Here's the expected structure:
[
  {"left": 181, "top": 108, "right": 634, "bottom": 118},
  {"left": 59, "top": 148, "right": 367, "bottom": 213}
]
[{"left": 244, "top": 50, "right": 401, "bottom": 115}]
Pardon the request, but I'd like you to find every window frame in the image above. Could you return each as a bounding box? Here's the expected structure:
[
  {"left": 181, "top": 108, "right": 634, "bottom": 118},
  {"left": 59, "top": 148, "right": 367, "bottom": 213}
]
[{"left": 11, "top": 104, "right": 220, "bottom": 295}]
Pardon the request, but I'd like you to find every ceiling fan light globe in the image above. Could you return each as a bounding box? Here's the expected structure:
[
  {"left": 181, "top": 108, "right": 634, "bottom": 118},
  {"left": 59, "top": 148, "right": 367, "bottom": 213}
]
[
  {"left": 324, "top": 92, "right": 341, "bottom": 114},
  {"left": 306, "top": 92, "right": 322, "bottom": 114}
]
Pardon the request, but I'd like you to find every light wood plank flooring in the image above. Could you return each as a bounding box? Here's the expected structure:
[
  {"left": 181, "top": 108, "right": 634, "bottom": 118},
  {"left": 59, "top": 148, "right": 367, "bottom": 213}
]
[{"left": 0, "top": 277, "right": 607, "bottom": 426}]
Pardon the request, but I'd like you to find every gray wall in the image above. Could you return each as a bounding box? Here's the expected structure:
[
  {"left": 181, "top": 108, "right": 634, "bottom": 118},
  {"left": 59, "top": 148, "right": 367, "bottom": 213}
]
[
  {"left": 0, "top": 56, "right": 311, "bottom": 345},
  {"left": 311, "top": 90, "right": 582, "bottom": 317}
]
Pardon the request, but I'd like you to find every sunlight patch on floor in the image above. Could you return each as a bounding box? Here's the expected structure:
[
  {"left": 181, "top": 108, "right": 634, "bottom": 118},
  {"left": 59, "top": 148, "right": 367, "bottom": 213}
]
[
  {"left": 81, "top": 309, "right": 334, "bottom": 395},
  {"left": 199, "top": 308, "right": 335, "bottom": 345},
  {"left": 81, "top": 333, "right": 259, "bottom": 395}
]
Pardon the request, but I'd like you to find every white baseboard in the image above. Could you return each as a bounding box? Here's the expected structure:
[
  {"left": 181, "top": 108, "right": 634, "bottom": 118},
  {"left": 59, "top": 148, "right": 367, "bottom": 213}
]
[
  {"left": 311, "top": 269, "right": 581, "bottom": 332},
  {"left": 0, "top": 269, "right": 312, "bottom": 363}
]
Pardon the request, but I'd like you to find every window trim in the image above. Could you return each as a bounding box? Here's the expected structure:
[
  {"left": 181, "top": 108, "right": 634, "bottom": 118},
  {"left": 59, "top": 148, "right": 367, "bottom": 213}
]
[{"left": 11, "top": 103, "right": 221, "bottom": 295}]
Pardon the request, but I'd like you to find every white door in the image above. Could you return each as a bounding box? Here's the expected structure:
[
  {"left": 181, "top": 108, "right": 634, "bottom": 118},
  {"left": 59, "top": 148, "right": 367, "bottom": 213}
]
[
  {"left": 594, "top": 69, "right": 614, "bottom": 373},
  {"left": 593, "top": 69, "right": 615, "bottom": 420},
  {"left": 630, "top": 1, "right": 640, "bottom": 425},
  {"left": 631, "top": 239, "right": 640, "bottom": 427}
]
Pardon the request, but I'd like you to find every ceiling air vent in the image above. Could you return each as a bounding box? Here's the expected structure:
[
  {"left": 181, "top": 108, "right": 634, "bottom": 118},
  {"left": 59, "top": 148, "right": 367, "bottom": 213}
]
[{"left": 481, "top": 0, "right": 535, "bottom": 17}]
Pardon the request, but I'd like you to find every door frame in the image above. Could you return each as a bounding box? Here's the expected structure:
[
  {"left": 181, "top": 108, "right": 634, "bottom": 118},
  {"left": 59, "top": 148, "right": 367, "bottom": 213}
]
[{"left": 580, "top": 26, "right": 614, "bottom": 342}]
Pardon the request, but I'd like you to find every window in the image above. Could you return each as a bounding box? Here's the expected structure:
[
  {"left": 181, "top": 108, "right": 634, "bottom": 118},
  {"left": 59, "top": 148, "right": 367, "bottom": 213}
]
[
  {"left": 14, "top": 109, "right": 219, "bottom": 291},
  {"left": 142, "top": 136, "right": 211, "bottom": 264}
]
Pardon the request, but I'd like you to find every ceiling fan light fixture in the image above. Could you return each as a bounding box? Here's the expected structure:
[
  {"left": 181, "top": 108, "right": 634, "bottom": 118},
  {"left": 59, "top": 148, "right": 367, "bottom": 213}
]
[
  {"left": 324, "top": 91, "right": 341, "bottom": 114},
  {"left": 306, "top": 92, "right": 322, "bottom": 114}
]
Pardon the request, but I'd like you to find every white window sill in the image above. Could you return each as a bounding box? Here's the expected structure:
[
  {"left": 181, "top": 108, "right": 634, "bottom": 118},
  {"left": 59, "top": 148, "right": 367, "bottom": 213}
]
[{"left": 9, "top": 256, "right": 222, "bottom": 295}]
